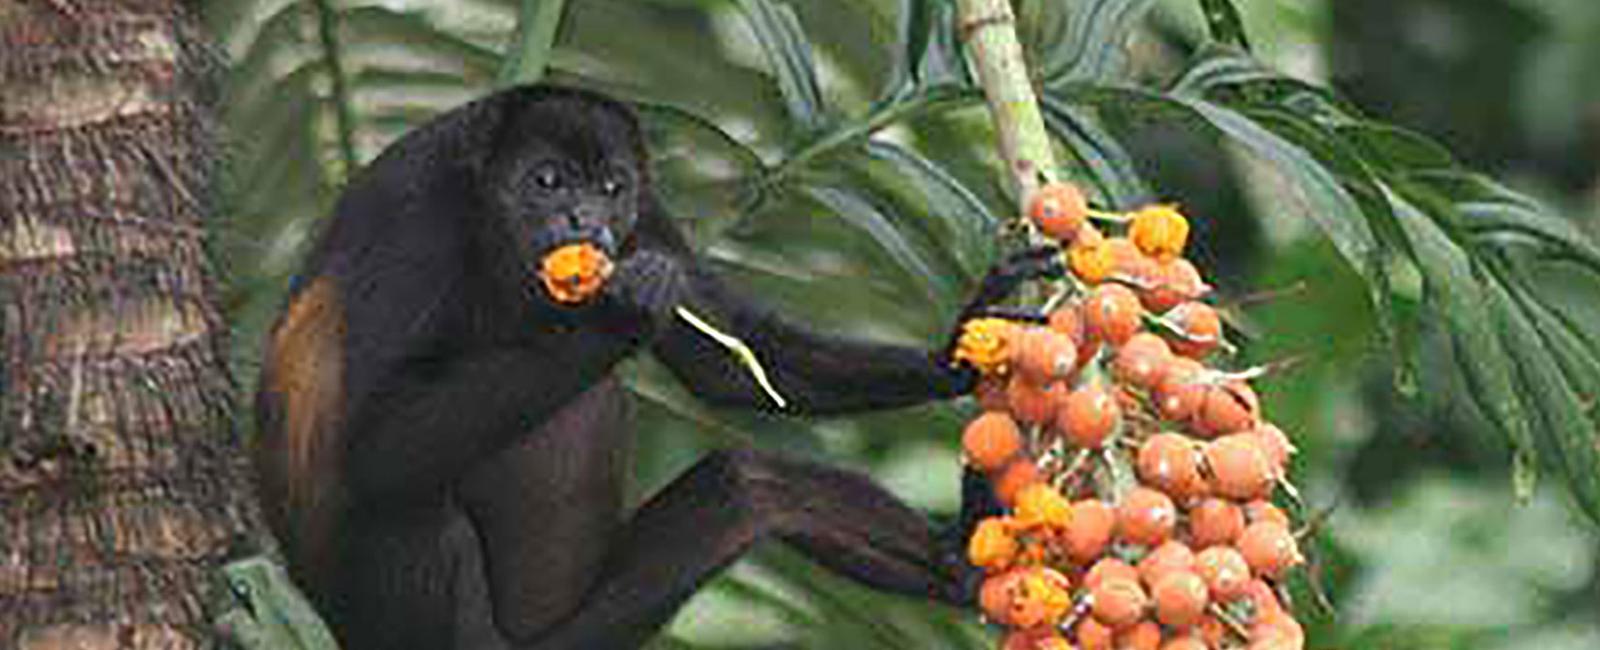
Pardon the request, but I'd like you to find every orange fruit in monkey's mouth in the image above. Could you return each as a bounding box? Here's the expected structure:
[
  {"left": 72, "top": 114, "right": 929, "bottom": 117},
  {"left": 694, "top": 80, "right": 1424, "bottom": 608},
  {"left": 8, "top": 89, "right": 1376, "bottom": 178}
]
[{"left": 538, "top": 243, "right": 614, "bottom": 304}]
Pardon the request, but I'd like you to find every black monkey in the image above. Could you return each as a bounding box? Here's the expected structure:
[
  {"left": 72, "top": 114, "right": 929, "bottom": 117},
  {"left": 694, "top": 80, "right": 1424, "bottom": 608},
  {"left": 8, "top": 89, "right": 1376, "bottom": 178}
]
[{"left": 254, "top": 85, "right": 1055, "bottom": 649}]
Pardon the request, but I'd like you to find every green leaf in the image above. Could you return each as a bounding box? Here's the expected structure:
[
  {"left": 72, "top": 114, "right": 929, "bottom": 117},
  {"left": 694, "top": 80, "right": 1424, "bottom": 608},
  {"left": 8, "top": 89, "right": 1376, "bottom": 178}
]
[
  {"left": 497, "top": 0, "right": 568, "bottom": 88},
  {"left": 1054, "top": 84, "right": 1385, "bottom": 281},
  {"left": 858, "top": 141, "right": 999, "bottom": 281},
  {"left": 339, "top": 6, "right": 502, "bottom": 80},
  {"left": 634, "top": 103, "right": 766, "bottom": 243},
  {"left": 884, "top": 0, "right": 965, "bottom": 98},
  {"left": 738, "top": 0, "right": 827, "bottom": 131},
  {"left": 1040, "top": 0, "right": 1158, "bottom": 85},
  {"left": 1391, "top": 193, "right": 1541, "bottom": 500},
  {"left": 802, "top": 184, "right": 954, "bottom": 312},
  {"left": 1037, "top": 95, "right": 1151, "bottom": 206},
  {"left": 1163, "top": 47, "right": 1600, "bottom": 523},
  {"left": 1195, "top": 0, "right": 1252, "bottom": 50}
]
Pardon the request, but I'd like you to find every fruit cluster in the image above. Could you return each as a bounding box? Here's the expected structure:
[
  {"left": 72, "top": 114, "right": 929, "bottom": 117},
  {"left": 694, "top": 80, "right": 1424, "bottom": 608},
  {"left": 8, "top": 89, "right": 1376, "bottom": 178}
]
[{"left": 954, "top": 183, "right": 1306, "bottom": 650}]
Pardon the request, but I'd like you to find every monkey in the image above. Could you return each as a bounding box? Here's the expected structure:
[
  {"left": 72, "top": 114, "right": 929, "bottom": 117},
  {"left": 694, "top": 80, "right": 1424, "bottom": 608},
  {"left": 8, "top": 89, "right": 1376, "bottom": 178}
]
[{"left": 254, "top": 84, "right": 1060, "bottom": 649}]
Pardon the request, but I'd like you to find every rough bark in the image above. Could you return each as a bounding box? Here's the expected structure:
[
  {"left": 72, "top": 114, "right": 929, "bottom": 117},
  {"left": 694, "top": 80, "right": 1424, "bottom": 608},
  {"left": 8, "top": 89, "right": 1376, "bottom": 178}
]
[{"left": 1, "top": 1, "right": 259, "bottom": 647}]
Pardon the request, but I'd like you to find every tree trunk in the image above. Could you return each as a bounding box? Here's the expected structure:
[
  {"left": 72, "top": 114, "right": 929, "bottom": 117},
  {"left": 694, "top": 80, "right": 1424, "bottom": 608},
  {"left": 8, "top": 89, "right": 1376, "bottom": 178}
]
[{"left": 1, "top": 1, "right": 260, "bottom": 647}]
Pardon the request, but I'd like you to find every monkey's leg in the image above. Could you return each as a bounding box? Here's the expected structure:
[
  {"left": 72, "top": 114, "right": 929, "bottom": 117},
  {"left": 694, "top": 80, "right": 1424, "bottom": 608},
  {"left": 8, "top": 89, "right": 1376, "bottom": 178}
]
[{"left": 518, "top": 448, "right": 987, "bottom": 650}]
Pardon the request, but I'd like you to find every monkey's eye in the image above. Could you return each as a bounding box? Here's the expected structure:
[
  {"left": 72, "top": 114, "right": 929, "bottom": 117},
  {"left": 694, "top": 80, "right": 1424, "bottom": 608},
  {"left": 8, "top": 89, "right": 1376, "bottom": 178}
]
[{"left": 532, "top": 165, "right": 563, "bottom": 191}]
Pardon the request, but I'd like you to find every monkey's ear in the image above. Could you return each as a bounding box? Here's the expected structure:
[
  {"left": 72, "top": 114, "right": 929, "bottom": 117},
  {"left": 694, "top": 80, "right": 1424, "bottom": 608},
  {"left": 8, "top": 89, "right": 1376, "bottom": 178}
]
[{"left": 255, "top": 275, "right": 348, "bottom": 589}]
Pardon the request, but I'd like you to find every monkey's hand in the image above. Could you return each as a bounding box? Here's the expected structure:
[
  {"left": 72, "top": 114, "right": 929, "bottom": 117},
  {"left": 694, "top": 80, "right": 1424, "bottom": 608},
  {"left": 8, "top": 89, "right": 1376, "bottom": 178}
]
[
  {"left": 603, "top": 248, "right": 689, "bottom": 339},
  {"left": 937, "top": 246, "right": 1064, "bottom": 369}
]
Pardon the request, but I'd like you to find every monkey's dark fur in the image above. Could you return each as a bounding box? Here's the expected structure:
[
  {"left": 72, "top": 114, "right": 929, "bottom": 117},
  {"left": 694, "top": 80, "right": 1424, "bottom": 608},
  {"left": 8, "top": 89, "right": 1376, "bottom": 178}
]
[{"left": 255, "top": 85, "right": 1053, "bottom": 649}]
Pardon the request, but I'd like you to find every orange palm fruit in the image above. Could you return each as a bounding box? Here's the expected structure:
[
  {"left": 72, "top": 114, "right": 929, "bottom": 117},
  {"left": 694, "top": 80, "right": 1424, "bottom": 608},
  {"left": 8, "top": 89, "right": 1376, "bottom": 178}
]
[
  {"left": 1029, "top": 182, "right": 1090, "bottom": 242},
  {"left": 1195, "top": 546, "right": 1251, "bottom": 602},
  {"left": 1089, "top": 578, "right": 1149, "bottom": 630},
  {"left": 1193, "top": 379, "right": 1259, "bottom": 438},
  {"left": 1164, "top": 301, "right": 1222, "bottom": 358},
  {"left": 1151, "top": 570, "right": 1210, "bottom": 628},
  {"left": 1114, "top": 620, "right": 1163, "bottom": 650},
  {"left": 1140, "top": 258, "right": 1209, "bottom": 313},
  {"left": 1084, "top": 283, "right": 1144, "bottom": 346},
  {"left": 992, "top": 458, "right": 1043, "bottom": 507},
  {"left": 1063, "top": 499, "right": 1117, "bottom": 563},
  {"left": 1058, "top": 382, "right": 1121, "bottom": 450},
  {"left": 1244, "top": 500, "right": 1291, "bottom": 528},
  {"left": 1188, "top": 498, "right": 1246, "bottom": 548},
  {"left": 1077, "top": 617, "right": 1115, "bottom": 650},
  {"left": 1116, "top": 487, "right": 1178, "bottom": 547},
  {"left": 1161, "top": 634, "right": 1209, "bottom": 650},
  {"left": 1237, "top": 521, "right": 1303, "bottom": 579},
  {"left": 1015, "top": 327, "right": 1080, "bottom": 385},
  {"left": 538, "top": 243, "right": 614, "bottom": 304},
  {"left": 1085, "top": 557, "right": 1140, "bottom": 590},
  {"left": 1007, "top": 375, "right": 1065, "bottom": 426},
  {"left": 1113, "top": 333, "right": 1174, "bottom": 390},
  {"left": 961, "top": 412, "right": 1023, "bottom": 472},
  {"left": 1204, "top": 434, "right": 1277, "bottom": 501},
  {"left": 1137, "top": 540, "right": 1196, "bottom": 588},
  {"left": 1137, "top": 433, "right": 1207, "bottom": 502}
]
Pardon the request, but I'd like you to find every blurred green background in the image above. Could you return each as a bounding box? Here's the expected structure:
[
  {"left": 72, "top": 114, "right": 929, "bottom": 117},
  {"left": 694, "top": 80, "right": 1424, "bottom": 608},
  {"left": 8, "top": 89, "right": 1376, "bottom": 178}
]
[{"left": 205, "top": 0, "right": 1600, "bottom": 647}]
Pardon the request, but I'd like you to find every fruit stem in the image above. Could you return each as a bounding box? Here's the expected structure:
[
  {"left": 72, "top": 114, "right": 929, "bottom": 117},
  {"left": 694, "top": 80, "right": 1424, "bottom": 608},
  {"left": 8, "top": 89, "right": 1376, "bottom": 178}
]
[
  {"left": 1086, "top": 208, "right": 1132, "bottom": 224},
  {"left": 675, "top": 306, "right": 789, "bottom": 409},
  {"left": 955, "top": 0, "right": 1059, "bottom": 222},
  {"left": 1207, "top": 602, "right": 1252, "bottom": 641}
]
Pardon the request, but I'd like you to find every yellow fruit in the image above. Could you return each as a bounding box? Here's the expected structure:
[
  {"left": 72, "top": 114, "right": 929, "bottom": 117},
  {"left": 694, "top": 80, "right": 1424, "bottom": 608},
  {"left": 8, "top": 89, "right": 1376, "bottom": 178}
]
[
  {"left": 1129, "top": 205, "right": 1190, "bottom": 260},
  {"left": 1069, "top": 225, "right": 1113, "bottom": 284},
  {"left": 967, "top": 516, "right": 1019, "bottom": 570},
  {"left": 1014, "top": 483, "right": 1073, "bottom": 531},
  {"left": 953, "top": 317, "right": 1019, "bottom": 376}
]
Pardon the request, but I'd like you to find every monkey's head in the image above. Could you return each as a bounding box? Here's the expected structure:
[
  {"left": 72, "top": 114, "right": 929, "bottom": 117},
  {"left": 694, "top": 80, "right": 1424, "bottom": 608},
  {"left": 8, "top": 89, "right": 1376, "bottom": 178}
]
[{"left": 478, "top": 88, "right": 646, "bottom": 296}]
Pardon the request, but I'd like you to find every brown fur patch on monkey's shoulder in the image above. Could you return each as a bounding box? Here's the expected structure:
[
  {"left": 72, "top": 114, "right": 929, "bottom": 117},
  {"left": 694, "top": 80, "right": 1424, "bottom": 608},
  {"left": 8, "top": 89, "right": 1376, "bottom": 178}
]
[{"left": 255, "top": 275, "right": 347, "bottom": 589}]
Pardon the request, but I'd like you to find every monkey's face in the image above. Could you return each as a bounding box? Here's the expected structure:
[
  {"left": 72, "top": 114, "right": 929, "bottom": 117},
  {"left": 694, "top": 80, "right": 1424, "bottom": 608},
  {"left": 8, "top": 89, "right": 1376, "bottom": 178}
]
[{"left": 481, "top": 94, "right": 645, "bottom": 285}]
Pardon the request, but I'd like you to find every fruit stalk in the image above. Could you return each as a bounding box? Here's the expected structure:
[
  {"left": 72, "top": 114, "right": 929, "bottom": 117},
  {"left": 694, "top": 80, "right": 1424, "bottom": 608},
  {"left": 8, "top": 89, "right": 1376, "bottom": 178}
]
[{"left": 955, "top": 0, "right": 1059, "bottom": 205}]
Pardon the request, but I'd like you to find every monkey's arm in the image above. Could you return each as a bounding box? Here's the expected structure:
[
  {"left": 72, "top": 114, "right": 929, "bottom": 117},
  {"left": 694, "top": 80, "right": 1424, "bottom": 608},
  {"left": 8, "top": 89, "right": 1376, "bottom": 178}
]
[
  {"left": 650, "top": 243, "right": 1061, "bottom": 416},
  {"left": 653, "top": 274, "right": 970, "bottom": 414}
]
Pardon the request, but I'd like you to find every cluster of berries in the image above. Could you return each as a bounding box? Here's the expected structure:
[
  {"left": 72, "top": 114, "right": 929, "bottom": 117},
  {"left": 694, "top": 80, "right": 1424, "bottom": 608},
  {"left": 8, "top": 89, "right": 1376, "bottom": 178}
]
[{"left": 953, "top": 183, "right": 1306, "bottom": 650}]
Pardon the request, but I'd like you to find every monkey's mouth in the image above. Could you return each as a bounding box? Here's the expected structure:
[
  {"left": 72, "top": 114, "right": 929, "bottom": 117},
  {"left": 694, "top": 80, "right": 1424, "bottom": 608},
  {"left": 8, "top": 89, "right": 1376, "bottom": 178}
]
[{"left": 532, "top": 221, "right": 618, "bottom": 258}]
